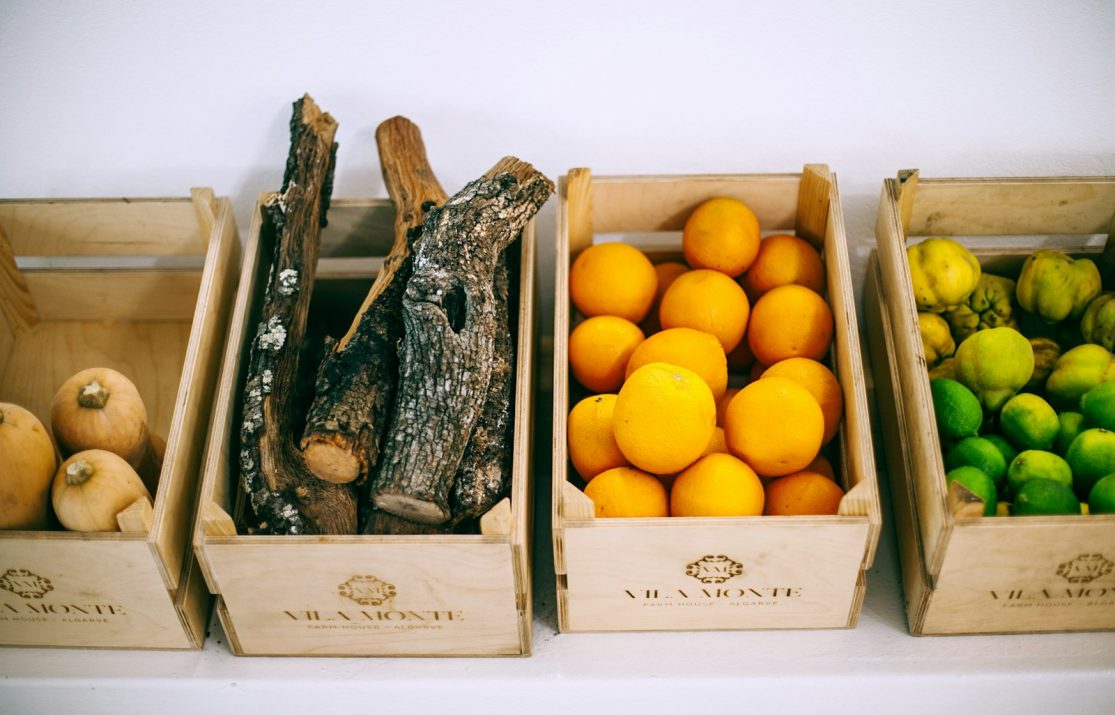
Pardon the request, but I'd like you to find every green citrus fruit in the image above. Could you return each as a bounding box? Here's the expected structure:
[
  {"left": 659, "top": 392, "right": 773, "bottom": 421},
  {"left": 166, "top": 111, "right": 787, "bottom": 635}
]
[
  {"left": 999, "top": 393, "right": 1059, "bottom": 451},
  {"left": 1088, "top": 473, "right": 1115, "bottom": 515},
  {"left": 944, "top": 437, "right": 1007, "bottom": 489},
  {"left": 946, "top": 466, "right": 998, "bottom": 516},
  {"left": 1007, "top": 449, "right": 1073, "bottom": 498},
  {"left": 1081, "top": 381, "right": 1115, "bottom": 431},
  {"left": 983, "top": 434, "right": 1018, "bottom": 468},
  {"left": 930, "top": 378, "right": 982, "bottom": 442},
  {"left": 1012, "top": 478, "right": 1081, "bottom": 516},
  {"left": 1054, "top": 411, "right": 1086, "bottom": 455},
  {"left": 1064, "top": 428, "right": 1115, "bottom": 499}
]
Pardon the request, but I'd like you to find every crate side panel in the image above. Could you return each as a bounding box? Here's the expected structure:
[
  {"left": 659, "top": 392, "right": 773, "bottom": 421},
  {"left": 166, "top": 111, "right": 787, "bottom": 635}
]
[
  {"left": 205, "top": 542, "right": 523, "bottom": 656},
  {"left": 23, "top": 270, "right": 202, "bottom": 322},
  {"left": 873, "top": 180, "right": 952, "bottom": 575},
  {"left": 821, "top": 171, "right": 881, "bottom": 562},
  {"left": 0, "top": 538, "right": 191, "bottom": 649},
  {"left": 152, "top": 200, "right": 241, "bottom": 592},
  {"left": 0, "top": 200, "right": 205, "bottom": 257},
  {"left": 922, "top": 520, "right": 1115, "bottom": 634},
  {"left": 591, "top": 175, "right": 801, "bottom": 233},
  {"left": 908, "top": 179, "right": 1115, "bottom": 237},
  {"left": 864, "top": 254, "right": 933, "bottom": 632},
  {"left": 561, "top": 520, "right": 868, "bottom": 632}
]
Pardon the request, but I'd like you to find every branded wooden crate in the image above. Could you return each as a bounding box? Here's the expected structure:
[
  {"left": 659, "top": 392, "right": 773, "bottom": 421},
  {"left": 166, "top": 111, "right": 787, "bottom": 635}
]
[
  {"left": 552, "top": 168, "right": 881, "bottom": 632},
  {"left": 0, "top": 189, "right": 240, "bottom": 648},
  {"left": 193, "top": 196, "right": 535, "bottom": 657},
  {"left": 866, "top": 170, "right": 1115, "bottom": 635}
]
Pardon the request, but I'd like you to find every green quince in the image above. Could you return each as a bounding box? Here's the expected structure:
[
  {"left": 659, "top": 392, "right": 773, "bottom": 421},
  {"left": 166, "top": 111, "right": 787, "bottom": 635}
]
[
  {"left": 918, "top": 312, "right": 955, "bottom": 367},
  {"left": 953, "top": 327, "right": 1034, "bottom": 412},
  {"left": 1015, "top": 250, "right": 1101, "bottom": 324},
  {"left": 906, "top": 237, "right": 982, "bottom": 313},
  {"left": 1081, "top": 291, "right": 1115, "bottom": 351},
  {"left": 1025, "top": 337, "right": 1062, "bottom": 392},
  {"left": 944, "top": 273, "right": 1018, "bottom": 342},
  {"left": 1044, "top": 343, "right": 1115, "bottom": 407}
]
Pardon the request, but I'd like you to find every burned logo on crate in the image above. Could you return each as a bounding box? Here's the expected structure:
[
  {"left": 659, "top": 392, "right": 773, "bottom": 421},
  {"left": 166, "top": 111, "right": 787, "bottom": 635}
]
[
  {"left": 338, "top": 575, "right": 397, "bottom": 606},
  {"left": 1056, "top": 554, "right": 1114, "bottom": 584},
  {"left": 0, "top": 569, "right": 53, "bottom": 600},
  {"left": 685, "top": 555, "right": 744, "bottom": 584}
]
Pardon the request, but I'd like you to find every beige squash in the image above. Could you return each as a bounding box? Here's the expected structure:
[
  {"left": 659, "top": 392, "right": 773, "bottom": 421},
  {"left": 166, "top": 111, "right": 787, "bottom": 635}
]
[
  {"left": 0, "top": 402, "right": 59, "bottom": 530},
  {"left": 50, "top": 367, "right": 154, "bottom": 477},
  {"left": 51, "top": 449, "right": 151, "bottom": 532}
]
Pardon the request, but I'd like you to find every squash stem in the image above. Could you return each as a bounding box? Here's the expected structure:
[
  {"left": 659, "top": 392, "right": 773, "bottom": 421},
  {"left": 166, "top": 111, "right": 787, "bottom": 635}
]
[
  {"left": 66, "top": 459, "right": 95, "bottom": 486},
  {"left": 78, "top": 378, "right": 110, "bottom": 409}
]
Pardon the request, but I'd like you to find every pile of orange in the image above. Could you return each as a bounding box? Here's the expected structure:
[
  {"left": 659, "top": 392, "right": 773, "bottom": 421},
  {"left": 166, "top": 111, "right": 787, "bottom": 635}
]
[{"left": 567, "top": 197, "right": 845, "bottom": 518}]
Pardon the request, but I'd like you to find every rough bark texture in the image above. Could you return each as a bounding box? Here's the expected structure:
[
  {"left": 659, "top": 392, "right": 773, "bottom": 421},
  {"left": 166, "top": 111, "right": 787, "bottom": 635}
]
[
  {"left": 448, "top": 254, "right": 514, "bottom": 525},
  {"left": 369, "top": 157, "right": 551, "bottom": 524},
  {"left": 238, "top": 95, "right": 357, "bottom": 536},
  {"left": 301, "top": 117, "right": 449, "bottom": 485}
]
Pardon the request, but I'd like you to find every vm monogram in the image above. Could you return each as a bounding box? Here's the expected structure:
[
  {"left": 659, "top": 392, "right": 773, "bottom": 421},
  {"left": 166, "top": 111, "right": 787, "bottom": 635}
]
[
  {"left": 1056, "top": 554, "right": 1114, "bottom": 584},
  {"left": 338, "top": 575, "right": 396, "bottom": 606},
  {"left": 685, "top": 555, "right": 744, "bottom": 584},
  {"left": 0, "top": 569, "right": 54, "bottom": 600}
]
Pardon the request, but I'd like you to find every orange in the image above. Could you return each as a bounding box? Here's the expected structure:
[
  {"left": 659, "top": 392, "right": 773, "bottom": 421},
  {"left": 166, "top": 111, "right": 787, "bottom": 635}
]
[
  {"left": 723, "top": 376, "right": 824, "bottom": 477},
  {"left": 716, "top": 388, "right": 742, "bottom": 425},
  {"left": 763, "top": 470, "right": 845, "bottom": 515},
  {"left": 748, "top": 361, "right": 768, "bottom": 383},
  {"left": 613, "top": 362, "right": 716, "bottom": 475},
  {"left": 747, "top": 284, "right": 833, "bottom": 365},
  {"left": 584, "top": 466, "right": 669, "bottom": 518},
  {"left": 625, "top": 327, "right": 728, "bottom": 399},
  {"left": 570, "top": 243, "right": 657, "bottom": 323},
  {"left": 741, "top": 234, "right": 825, "bottom": 299},
  {"left": 761, "top": 357, "right": 844, "bottom": 444},
  {"left": 659, "top": 269, "right": 750, "bottom": 353},
  {"left": 641, "top": 261, "right": 689, "bottom": 333},
  {"left": 805, "top": 453, "right": 837, "bottom": 481},
  {"left": 700, "top": 426, "right": 729, "bottom": 457},
  {"left": 682, "top": 197, "right": 761, "bottom": 277},
  {"left": 568, "top": 315, "right": 645, "bottom": 392},
  {"left": 670, "top": 453, "right": 765, "bottom": 517},
  {"left": 567, "top": 394, "right": 629, "bottom": 482}
]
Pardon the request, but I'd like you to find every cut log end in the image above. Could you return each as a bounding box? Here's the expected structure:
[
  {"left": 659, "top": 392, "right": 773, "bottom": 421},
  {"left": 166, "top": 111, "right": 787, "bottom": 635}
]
[
  {"left": 373, "top": 492, "right": 450, "bottom": 525},
  {"left": 301, "top": 438, "right": 362, "bottom": 484}
]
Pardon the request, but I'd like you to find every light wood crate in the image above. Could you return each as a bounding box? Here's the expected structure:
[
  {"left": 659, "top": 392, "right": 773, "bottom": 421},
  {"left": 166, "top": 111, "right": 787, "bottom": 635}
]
[
  {"left": 866, "top": 170, "right": 1115, "bottom": 635},
  {"left": 552, "top": 168, "right": 881, "bottom": 632},
  {"left": 0, "top": 189, "right": 240, "bottom": 649},
  {"left": 193, "top": 196, "right": 536, "bottom": 657}
]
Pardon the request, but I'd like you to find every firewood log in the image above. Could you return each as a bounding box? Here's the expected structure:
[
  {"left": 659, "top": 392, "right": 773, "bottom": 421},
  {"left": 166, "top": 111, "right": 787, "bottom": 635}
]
[
  {"left": 238, "top": 95, "right": 357, "bottom": 535},
  {"left": 301, "top": 116, "right": 448, "bottom": 485},
  {"left": 368, "top": 157, "right": 552, "bottom": 524}
]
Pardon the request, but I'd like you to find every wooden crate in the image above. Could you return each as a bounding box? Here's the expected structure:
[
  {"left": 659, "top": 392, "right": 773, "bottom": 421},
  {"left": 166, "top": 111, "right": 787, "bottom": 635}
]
[
  {"left": 0, "top": 189, "right": 240, "bottom": 649},
  {"left": 552, "top": 168, "right": 881, "bottom": 632},
  {"left": 866, "top": 170, "right": 1115, "bottom": 635},
  {"left": 193, "top": 196, "right": 536, "bottom": 657}
]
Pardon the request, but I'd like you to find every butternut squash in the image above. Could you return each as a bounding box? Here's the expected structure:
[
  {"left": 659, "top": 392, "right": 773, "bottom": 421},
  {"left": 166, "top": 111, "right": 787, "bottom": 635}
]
[
  {"left": 50, "top": 367, "right": 161, "bottom": 493},
  {"left": 0, "top": 402, "right": 58, "bottom": 530},
  {"left": 51, "top": 449, "right": 151, "bottom": 532}
]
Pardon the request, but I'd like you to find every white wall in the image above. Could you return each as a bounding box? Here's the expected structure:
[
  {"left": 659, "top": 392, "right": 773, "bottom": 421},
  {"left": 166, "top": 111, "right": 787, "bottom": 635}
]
[{"left": 2, "top": 0, "right": 1114, "bottom": 315}]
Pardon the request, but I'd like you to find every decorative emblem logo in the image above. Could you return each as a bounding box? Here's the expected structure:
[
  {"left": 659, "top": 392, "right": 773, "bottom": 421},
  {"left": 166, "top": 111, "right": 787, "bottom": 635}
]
[
  {"left": 1056, "top": 554, "right": 1114, "bottom": 584},
  {"left": 0, "top": 569, "right": 54, "bottom": 600},
  {"left": 685, "top": 555, "right": 744, "bottom": 584},
  {"left": 338, "top": 575, "right": 396, "bottom": 606}
]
